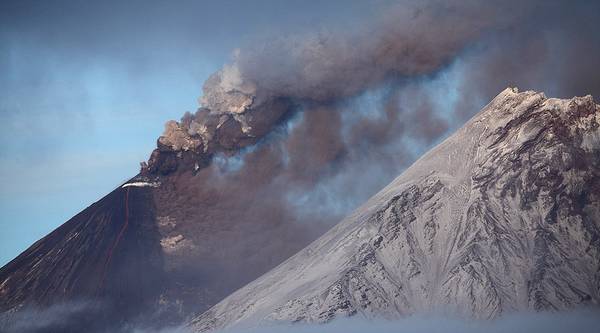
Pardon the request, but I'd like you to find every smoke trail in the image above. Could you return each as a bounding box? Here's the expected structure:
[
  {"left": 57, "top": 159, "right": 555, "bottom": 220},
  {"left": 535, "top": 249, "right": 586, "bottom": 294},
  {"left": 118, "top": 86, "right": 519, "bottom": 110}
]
[{"left": 144, "top": 0, "right": 600, "bottom": 323}]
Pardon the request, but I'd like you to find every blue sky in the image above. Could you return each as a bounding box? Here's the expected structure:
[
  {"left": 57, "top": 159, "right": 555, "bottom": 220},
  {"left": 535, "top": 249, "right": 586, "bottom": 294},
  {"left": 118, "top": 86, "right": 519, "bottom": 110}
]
[{"left": 0, "top": 0, "right": 384, "bottom": 265}]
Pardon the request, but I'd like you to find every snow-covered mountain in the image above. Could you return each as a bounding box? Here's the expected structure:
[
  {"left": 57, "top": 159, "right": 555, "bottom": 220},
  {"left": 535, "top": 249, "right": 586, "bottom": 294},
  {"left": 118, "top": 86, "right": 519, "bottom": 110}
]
[{"left": 190, "top": 88, "right": 600, "bottom": 331}]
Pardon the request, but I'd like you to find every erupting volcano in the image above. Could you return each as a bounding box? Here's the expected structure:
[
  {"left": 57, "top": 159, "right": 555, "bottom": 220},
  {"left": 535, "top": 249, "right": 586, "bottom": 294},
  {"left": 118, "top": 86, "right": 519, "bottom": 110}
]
[{"left": 2, "top": 1, "right": 600, "bottom": 332}]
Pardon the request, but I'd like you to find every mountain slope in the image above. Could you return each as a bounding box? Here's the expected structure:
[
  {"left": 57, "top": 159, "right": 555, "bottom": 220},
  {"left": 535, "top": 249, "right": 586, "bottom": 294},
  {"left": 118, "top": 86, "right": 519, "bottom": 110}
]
[
  {"left": 190, "top": 88, "right": 600, "bottom": 331},
  {"left": 0, "top": 70, "right": 319, "bottom": 331},
  {"left": 0, "top": 181, "right": 165, "bottom": 330}
]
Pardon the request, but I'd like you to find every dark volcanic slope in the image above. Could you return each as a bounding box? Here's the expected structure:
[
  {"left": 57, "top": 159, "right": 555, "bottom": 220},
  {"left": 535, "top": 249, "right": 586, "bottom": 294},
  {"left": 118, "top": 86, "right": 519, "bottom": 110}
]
[
  {"left": 0, "top": 70, "right": 322, "bottom": 330},
  {"left": 0, "top": 182, "right": 165, "bottom": 330},
  {"left": 0, "top": 168, "right": 317, "bottom": 331}
]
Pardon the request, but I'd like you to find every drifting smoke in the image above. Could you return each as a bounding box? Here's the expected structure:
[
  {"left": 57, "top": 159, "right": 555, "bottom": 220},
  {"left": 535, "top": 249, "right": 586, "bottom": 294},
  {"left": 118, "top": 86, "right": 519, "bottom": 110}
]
[
  {"left": 148, "top": 0, "right": 600, "bottom": 303},
  {"left": 228, "top": 0, "right": 515, "bottom": 103}
]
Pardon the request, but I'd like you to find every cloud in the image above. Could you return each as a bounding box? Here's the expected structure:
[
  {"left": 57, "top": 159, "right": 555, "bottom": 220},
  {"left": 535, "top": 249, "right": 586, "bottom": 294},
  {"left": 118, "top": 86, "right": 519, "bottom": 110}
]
[
  {"left": 4, "top": 305, "right": 598, "bottom": 333},
  {"left": 0, "top": 301, "right": 103, "bottom": 333},
  {"left": 218, "top": 310, "right": 600, "bottom": 333}
]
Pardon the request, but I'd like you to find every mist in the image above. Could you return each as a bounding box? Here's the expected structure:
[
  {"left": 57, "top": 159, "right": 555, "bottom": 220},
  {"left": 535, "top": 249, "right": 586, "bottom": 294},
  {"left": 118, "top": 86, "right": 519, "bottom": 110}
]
[
  {"left": 5, "top": 306, "right": 599, "bottom": 333},
  {"left": 219, "top": 310, "right": 600, "bottom": 333}
]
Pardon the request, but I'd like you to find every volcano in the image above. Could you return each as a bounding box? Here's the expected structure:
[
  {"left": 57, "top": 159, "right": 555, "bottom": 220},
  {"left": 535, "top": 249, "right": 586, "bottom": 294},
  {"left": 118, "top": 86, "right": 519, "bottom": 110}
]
[
  {"left": 0, "top": 70, "right": 324, "bottom": 331},
  {"left": 189, "top": 88, "right": 600, "bottom": 331},
  {"left": 1, "top": 87, "right": 599, "bottom": 332}
]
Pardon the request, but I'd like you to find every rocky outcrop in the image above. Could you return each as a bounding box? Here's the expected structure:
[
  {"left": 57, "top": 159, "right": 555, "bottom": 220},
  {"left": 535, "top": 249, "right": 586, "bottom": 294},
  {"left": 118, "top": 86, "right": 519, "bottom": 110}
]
[{"left": 189, "top": 88, "right": 600, "bottom": 331}]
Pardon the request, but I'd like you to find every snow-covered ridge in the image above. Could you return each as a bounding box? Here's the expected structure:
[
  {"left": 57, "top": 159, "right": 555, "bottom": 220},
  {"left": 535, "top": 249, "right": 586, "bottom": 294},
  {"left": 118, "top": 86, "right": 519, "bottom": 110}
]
[{"left": 189, "top": 88, "right": 600, "bottom": 332}]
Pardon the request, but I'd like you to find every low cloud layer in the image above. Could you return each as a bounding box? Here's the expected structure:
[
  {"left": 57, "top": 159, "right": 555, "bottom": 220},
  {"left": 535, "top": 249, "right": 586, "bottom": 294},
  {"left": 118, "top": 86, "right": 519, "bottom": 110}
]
[
  {"left": 0, "top": 301, "right": 102, "bottom": 333},
  {"left": 221, "top": 310, "right": 600, "bottom": 333},
  {"left": 6, "top": 305, "right": 598, "bottom": 333}
]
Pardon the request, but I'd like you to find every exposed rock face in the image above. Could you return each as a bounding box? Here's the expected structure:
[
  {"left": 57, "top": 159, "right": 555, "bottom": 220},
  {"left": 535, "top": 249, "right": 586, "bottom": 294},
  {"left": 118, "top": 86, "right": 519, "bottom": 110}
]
[{"left": 189, "top": 88, "right": 600, "bottom": 331}]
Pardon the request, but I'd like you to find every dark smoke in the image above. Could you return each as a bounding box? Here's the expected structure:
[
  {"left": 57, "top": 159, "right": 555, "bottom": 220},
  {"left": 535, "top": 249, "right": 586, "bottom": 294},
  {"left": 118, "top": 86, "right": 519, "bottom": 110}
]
[
  {"left": 231, "top": 0, "right": 518, "bottom": 103},
  {"left": 197, "top": 0, "right": 599, "bottom": 214},
  {"left": 148, "top": 0, "right": 600, "bottom": 307}
]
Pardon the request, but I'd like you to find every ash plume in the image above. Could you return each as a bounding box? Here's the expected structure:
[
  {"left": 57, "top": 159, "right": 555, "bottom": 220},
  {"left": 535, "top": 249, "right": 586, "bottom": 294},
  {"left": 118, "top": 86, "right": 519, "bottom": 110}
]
[{"left": 146, "top": 0, "right": 600, "bottom": 307}]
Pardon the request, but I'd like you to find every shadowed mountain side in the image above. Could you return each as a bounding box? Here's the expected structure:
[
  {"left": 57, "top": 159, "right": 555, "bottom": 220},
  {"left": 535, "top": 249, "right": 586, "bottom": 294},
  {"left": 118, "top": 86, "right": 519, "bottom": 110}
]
[{"left": 0, "top": 183, "right": 165, "bottom": 331}]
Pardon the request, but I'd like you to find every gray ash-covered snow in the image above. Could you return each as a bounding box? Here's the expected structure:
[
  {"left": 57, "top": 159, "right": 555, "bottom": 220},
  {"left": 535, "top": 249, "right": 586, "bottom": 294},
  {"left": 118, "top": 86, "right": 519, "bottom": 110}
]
[{"left": 189, "top": 88, "right": 600, "bottom": 331}]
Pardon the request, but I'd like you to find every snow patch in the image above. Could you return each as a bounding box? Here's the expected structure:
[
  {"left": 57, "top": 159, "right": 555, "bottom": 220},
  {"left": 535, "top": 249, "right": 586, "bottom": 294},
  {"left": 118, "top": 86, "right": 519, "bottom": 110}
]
[{"left": 122, "top": 181, "right": 160, "bottom": 188}]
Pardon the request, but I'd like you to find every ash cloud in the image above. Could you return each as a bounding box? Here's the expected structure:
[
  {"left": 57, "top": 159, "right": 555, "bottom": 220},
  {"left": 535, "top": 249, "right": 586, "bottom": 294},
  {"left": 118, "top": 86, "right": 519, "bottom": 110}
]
[
  {"left": 150, "top": 0, "right": 600, "bottom": 302},
  {"left": 229, "top": 0, "right": 516, "bottom": 103}
]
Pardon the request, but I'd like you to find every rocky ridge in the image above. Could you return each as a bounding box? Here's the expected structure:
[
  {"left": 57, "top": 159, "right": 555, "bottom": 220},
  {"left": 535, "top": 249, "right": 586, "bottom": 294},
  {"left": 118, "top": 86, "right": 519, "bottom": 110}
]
[{"left": 190, "top": 88, "right": 600, "bottom": 331}]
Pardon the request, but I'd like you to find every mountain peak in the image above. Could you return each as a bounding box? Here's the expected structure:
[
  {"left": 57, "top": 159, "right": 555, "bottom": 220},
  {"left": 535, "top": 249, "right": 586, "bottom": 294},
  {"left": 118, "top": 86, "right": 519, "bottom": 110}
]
[{"left": 189, "top": 88, "right": 600, "bottom": 331}]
